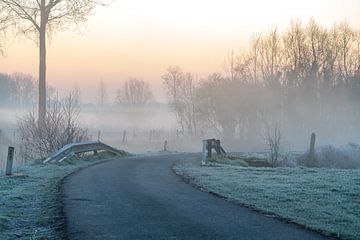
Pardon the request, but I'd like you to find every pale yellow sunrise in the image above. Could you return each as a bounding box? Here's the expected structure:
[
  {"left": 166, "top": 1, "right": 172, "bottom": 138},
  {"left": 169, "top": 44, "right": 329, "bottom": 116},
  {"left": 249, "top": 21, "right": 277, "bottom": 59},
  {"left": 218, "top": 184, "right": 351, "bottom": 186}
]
[{"left": 1, "top": 0, "right": 360, "bottom": 101}]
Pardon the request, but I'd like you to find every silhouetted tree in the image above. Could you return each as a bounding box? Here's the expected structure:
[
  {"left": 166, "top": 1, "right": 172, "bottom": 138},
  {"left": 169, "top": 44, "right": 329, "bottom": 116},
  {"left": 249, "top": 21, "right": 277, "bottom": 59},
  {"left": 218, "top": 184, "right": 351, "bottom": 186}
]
[
  {"left": 117, "top": 78, "right": 153, "bottom": 106},
  {"left": 97, "top": 79, "right": 107, "bottom": 107},
  {"left": 0, "top": 0, "right": 108, "bottom": 120}
]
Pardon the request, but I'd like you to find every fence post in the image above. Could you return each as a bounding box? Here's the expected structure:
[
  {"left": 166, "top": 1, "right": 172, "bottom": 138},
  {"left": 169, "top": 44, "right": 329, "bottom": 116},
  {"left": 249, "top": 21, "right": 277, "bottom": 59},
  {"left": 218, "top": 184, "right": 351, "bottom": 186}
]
[
  {"left": 215, "top": 140, "right": 221, "bottom": 154},
  {"left": 207, "top": 140, "right": 212, "bottom": 158},
  {"left": 306, "top": 132, "right": 317, "bottom": 167},
  {"left": 164, "top": 140, "right": 168, "bottom": 151},
  {"left": 201, "top": 140, "right": 207, "bottom": 166},
  {"left": 5, "top": 146, "right": 15, "bottom": 176},
  {"left": 97, "top": 130, "right": 101, "bottom": 142},
  {"left": 310, "top": 133, "right": 316, "bottom": 158},
  {"left": 122, "top": 130, "right": 127, "bottom": 143}
]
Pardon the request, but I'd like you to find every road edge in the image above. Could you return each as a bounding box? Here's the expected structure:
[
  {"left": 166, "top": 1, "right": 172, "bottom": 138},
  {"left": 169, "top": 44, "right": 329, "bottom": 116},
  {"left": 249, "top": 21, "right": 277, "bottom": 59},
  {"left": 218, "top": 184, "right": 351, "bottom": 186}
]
[
  {"left": 171, "top": 158, "right": 340, "bottom": 240},
  {"left": 59, "top": 157, "right": 124, "bottom": 240}
]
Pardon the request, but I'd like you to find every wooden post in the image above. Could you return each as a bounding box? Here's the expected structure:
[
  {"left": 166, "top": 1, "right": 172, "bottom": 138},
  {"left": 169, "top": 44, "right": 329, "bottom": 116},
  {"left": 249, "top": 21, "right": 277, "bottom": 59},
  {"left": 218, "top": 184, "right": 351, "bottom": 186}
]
[
  {"left": 207, "top": 140, "right": 212, "bottom": 158},
  {"left": 5, "top": 146, "right": 15, "bottom": 176},
  {"left": 215, "top": 140, "right": 221, "bottom": 154},
  {"left": 122, "top": 130, "right": 127, "bottom": 143},
  {"left": 164, "top": 140, "right": 168, "bottom": 152},
  {"left": 306, "top": 133, "right": 316, "bottom": 167},
  {"left": 202, "top": 140, "right": 207, "bottom": 165},
  {"left": 310, "top": 133, "right": 316, "bottom": 158},
  {"left": 97, "top": 130, "right": 101, "bottom": 142}
]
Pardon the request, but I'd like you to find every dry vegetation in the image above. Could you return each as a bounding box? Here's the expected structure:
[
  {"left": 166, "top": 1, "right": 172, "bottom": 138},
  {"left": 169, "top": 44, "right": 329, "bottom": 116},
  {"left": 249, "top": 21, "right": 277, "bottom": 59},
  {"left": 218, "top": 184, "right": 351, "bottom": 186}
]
[{"left": 17, "top": 91, "right": 89, "bottom": 161}]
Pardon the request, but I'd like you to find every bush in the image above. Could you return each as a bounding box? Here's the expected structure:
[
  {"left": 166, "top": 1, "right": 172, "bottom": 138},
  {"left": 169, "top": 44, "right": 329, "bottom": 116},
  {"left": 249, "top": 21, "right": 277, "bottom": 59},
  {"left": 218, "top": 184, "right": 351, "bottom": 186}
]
[
  {"left": 17, "top": 91, "right": 89, "bottom": 161},
  {"left": 315, "top": 143, "right": 360, "bottom": 169}
]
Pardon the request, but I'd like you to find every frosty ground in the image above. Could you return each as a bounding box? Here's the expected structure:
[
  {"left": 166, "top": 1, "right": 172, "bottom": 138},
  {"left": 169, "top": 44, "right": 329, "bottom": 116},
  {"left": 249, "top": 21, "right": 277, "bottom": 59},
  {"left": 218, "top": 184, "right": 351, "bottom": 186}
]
[
  {"left": 173, "top": 157, "right": 360, "bottom": 240},
  {"left": 0, "top": 152, "right": 118, "bottom": 240}
]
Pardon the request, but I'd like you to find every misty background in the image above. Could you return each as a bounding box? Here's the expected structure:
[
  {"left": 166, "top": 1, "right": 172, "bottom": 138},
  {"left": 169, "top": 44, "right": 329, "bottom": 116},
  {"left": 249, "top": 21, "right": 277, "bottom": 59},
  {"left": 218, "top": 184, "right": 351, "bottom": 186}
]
[{"left": 1, "top": 19, "right": 360, "bottom": 169}]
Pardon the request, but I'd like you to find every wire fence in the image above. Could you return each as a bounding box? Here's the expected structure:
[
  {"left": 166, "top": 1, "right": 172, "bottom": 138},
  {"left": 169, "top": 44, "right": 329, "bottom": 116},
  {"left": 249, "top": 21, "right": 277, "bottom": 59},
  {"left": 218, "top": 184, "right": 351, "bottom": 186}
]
[
  {"left": 89, "top": 129, "right": 204, "bottom": 153},
  {"left": 0, "top": 127, "right": 206, "bottom": 170}
]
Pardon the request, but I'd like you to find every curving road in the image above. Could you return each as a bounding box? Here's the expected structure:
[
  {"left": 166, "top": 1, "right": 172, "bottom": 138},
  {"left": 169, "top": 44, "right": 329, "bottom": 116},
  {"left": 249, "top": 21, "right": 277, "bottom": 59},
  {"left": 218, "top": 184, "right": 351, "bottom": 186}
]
[{"left": 63, "top": 154, "right": 331, "bottom": 240}]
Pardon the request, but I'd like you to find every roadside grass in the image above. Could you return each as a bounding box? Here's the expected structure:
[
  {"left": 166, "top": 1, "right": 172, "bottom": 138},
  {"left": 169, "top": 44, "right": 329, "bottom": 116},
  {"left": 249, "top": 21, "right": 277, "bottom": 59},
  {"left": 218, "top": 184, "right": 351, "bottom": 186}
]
[
  {"left": 173, "top": 157, "right": 360, "bottom": 240},
  {"left": 0, "top": 151, "right": 121, "bottom": 240}
]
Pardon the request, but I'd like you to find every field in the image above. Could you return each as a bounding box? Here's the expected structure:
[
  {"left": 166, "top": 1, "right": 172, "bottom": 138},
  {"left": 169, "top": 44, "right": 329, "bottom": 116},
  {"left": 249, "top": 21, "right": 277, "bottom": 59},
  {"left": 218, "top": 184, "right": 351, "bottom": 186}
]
[
  {"left": 0, "top": 152, "right": 119, "bottom": 240},
  {"left": 173, "top": 157, "right": 360, "bottom": 240},
  {"left": 0, "top": 105, "right": 201, "bottom": 170}
]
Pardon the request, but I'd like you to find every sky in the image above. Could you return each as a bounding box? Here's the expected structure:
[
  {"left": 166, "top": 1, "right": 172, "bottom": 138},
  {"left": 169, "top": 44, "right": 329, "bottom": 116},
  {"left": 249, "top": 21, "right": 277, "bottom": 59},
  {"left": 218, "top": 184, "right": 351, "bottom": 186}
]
[{"left": 1, "top": 0, "right": 360, "bottom": 102}]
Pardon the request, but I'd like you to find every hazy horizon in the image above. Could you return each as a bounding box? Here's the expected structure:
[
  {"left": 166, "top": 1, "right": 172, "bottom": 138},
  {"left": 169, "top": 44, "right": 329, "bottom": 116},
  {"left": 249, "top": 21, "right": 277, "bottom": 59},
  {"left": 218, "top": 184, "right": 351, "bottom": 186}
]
[{"left": 1, "top": 0, "right": 360, "bottom": 102}]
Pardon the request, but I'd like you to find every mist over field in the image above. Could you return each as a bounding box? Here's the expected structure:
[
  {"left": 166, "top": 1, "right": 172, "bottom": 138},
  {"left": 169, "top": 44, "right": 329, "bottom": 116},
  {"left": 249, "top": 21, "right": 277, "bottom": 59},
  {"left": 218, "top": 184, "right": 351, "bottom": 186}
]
[
  {"left": 0, "top": 3, "right": 359, "bottom": 169},
  {"left": 1, "top": 1, "right": 360, "bottom": 239}
]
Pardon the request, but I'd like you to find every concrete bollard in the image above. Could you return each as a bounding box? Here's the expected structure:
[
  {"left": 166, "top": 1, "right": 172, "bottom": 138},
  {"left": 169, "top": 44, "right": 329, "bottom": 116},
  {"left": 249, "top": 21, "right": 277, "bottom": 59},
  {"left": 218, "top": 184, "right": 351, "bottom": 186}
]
[
  {"left": 201, "top": 140, "right": 207, "bottom": 166},
  {"left": 5, "top": 146, "right": 15, "bottom": 176},
  {"left": 97, "top": 130, "right": 101, "bottom": 142}
]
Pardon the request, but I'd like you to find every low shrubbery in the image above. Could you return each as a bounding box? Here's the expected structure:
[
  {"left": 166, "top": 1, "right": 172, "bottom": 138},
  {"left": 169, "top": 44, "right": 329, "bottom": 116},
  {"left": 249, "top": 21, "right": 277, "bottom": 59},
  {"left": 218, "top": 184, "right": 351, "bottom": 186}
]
[
  {"left": 214, "top": 142, "right": 360, "bottom": 170},
  {"left": 17, "top": 91, "right": 89, "bottom": 162}
]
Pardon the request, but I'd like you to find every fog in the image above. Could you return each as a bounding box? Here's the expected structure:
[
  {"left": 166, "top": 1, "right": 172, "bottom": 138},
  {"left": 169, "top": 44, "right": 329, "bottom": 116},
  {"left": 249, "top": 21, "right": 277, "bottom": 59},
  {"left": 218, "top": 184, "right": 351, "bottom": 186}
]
[{"left": 1, "top": 19, "right": 360, "bottom": 169}]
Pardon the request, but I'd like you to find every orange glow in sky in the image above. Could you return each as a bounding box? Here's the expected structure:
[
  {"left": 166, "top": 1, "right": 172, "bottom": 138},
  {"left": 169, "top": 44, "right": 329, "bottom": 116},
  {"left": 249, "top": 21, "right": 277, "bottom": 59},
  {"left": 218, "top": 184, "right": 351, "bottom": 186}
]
[{"left": 1, "top": 0, "right": 360, "bottom": 102}]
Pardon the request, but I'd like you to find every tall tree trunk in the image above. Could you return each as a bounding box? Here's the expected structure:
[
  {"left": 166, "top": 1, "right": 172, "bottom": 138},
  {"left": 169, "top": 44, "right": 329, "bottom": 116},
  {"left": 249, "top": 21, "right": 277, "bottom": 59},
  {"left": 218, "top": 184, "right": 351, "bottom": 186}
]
[{"left": 38, "top": 10, "right": 46, "bottom": 120}]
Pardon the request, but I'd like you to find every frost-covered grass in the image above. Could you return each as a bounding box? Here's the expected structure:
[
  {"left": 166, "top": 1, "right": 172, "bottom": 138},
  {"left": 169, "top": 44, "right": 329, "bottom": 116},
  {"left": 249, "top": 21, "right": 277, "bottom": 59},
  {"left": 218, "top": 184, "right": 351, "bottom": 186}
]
[
  {"left": 0, "top": 151, "right": 120, "bottom": 240},
  {"left": 174, "top": 158, "right": 360, "bottom": 240}
]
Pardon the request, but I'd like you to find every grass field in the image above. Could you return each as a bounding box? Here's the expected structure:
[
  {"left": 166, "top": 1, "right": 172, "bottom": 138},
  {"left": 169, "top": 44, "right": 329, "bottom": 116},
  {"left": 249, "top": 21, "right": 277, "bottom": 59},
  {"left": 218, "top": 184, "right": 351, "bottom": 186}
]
[
  {"left": 0, "top": 152, "right": 120, "bottom": 240},
  {"left": 174, "top": 157, "right": 360, "bottom": 240}
]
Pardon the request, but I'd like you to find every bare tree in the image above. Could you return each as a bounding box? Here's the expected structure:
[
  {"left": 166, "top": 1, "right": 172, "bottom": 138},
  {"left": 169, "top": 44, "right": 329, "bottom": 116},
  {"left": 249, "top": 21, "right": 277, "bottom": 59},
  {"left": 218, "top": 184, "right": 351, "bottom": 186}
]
[
  {"left": 265, "top": 124, "right": 282, "bottom": 167},
  {"left": 117, "top": 78, "right": 153, "bottom": 106},
  {"left": 249, "top": 33, "right": 262, "bottom": 83},
  {"left": 162, "top": 66, "right": 186, "bottom": 131},
  {"left": 162, "top": 66, "right": 200, "bottom": 135},
  {"left": 12, "top": 72, "right": 37, "bottom": 107},
  {"left": 0, "top": 0, "right": 108, "bottom": 120},
  {"left": 97, "top": 79, "right": 107, "bottom": 107},
  {"left": 18, "top": 90, "right": 89, "bottom": 160}
]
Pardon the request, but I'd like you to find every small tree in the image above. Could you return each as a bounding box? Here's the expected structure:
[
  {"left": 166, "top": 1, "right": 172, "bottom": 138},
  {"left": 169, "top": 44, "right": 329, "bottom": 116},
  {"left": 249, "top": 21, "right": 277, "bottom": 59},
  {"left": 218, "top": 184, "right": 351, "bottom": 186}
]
[
  {"left": 265, "top": 124, "right": 282, "bottom": 167},
  {"left": 162, "top": 66, "right": 186, "bottom": 132},
  {"left": 162, "top": 66, "right": 199, "bottom": 135}
]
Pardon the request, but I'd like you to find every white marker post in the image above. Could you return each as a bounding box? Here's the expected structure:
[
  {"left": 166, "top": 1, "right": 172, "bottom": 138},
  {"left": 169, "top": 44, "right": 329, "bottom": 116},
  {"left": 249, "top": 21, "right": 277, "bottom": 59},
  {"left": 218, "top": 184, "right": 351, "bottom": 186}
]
[
  {"left": 201, "top": 140, "right": 207, "bottom": 166},
  {"left": 5, "top": 146, "right": 15, "bottom": 176}
]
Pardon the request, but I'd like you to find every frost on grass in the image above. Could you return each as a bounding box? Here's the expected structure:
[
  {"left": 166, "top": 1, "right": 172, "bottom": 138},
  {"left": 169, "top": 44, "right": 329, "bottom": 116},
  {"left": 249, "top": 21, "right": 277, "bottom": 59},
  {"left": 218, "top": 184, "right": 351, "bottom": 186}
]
[
  {"left": 174, "top": 158, "right": 360, "bottom": 240},
  {"left": 0, "top": 151, "right": 118, "bottom": 240}
]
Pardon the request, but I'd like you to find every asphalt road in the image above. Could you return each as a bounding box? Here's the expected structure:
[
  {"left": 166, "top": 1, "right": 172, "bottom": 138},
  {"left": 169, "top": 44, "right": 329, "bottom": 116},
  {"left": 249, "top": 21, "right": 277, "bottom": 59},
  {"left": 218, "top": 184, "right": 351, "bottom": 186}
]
[{"left": 63, "top": 154, "right": 331, "bottom": 240}]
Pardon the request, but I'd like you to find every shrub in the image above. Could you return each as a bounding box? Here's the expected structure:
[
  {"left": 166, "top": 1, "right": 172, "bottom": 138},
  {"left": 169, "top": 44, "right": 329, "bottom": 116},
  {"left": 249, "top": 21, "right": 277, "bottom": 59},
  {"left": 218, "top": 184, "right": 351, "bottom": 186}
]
[{"left": 18, "top": 91, "right": 89, "bottom": 161}]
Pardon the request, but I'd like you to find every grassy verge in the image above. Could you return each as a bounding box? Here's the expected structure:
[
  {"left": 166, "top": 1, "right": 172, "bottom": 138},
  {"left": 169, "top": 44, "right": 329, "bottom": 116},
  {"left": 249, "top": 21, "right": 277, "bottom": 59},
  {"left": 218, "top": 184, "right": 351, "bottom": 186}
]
[
  {"left": 0, "top": 151, "right": 122, "bottom": 240},
  {"left": 173, "top": 157, "right": 360, "bottom": 240}
]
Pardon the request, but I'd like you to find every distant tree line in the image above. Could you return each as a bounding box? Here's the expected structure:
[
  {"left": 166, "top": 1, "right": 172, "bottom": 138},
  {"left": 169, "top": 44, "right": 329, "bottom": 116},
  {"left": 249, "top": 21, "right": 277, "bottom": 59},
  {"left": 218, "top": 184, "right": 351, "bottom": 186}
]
[
  {"left": 0, "top": 72, "right": 37, "bottom": 107},
  {"left": 95, "top": 78, "right": 153, "bottom": 107},
  {"left": 163, "top": 19, "right": 360, "bottom": 148}
]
